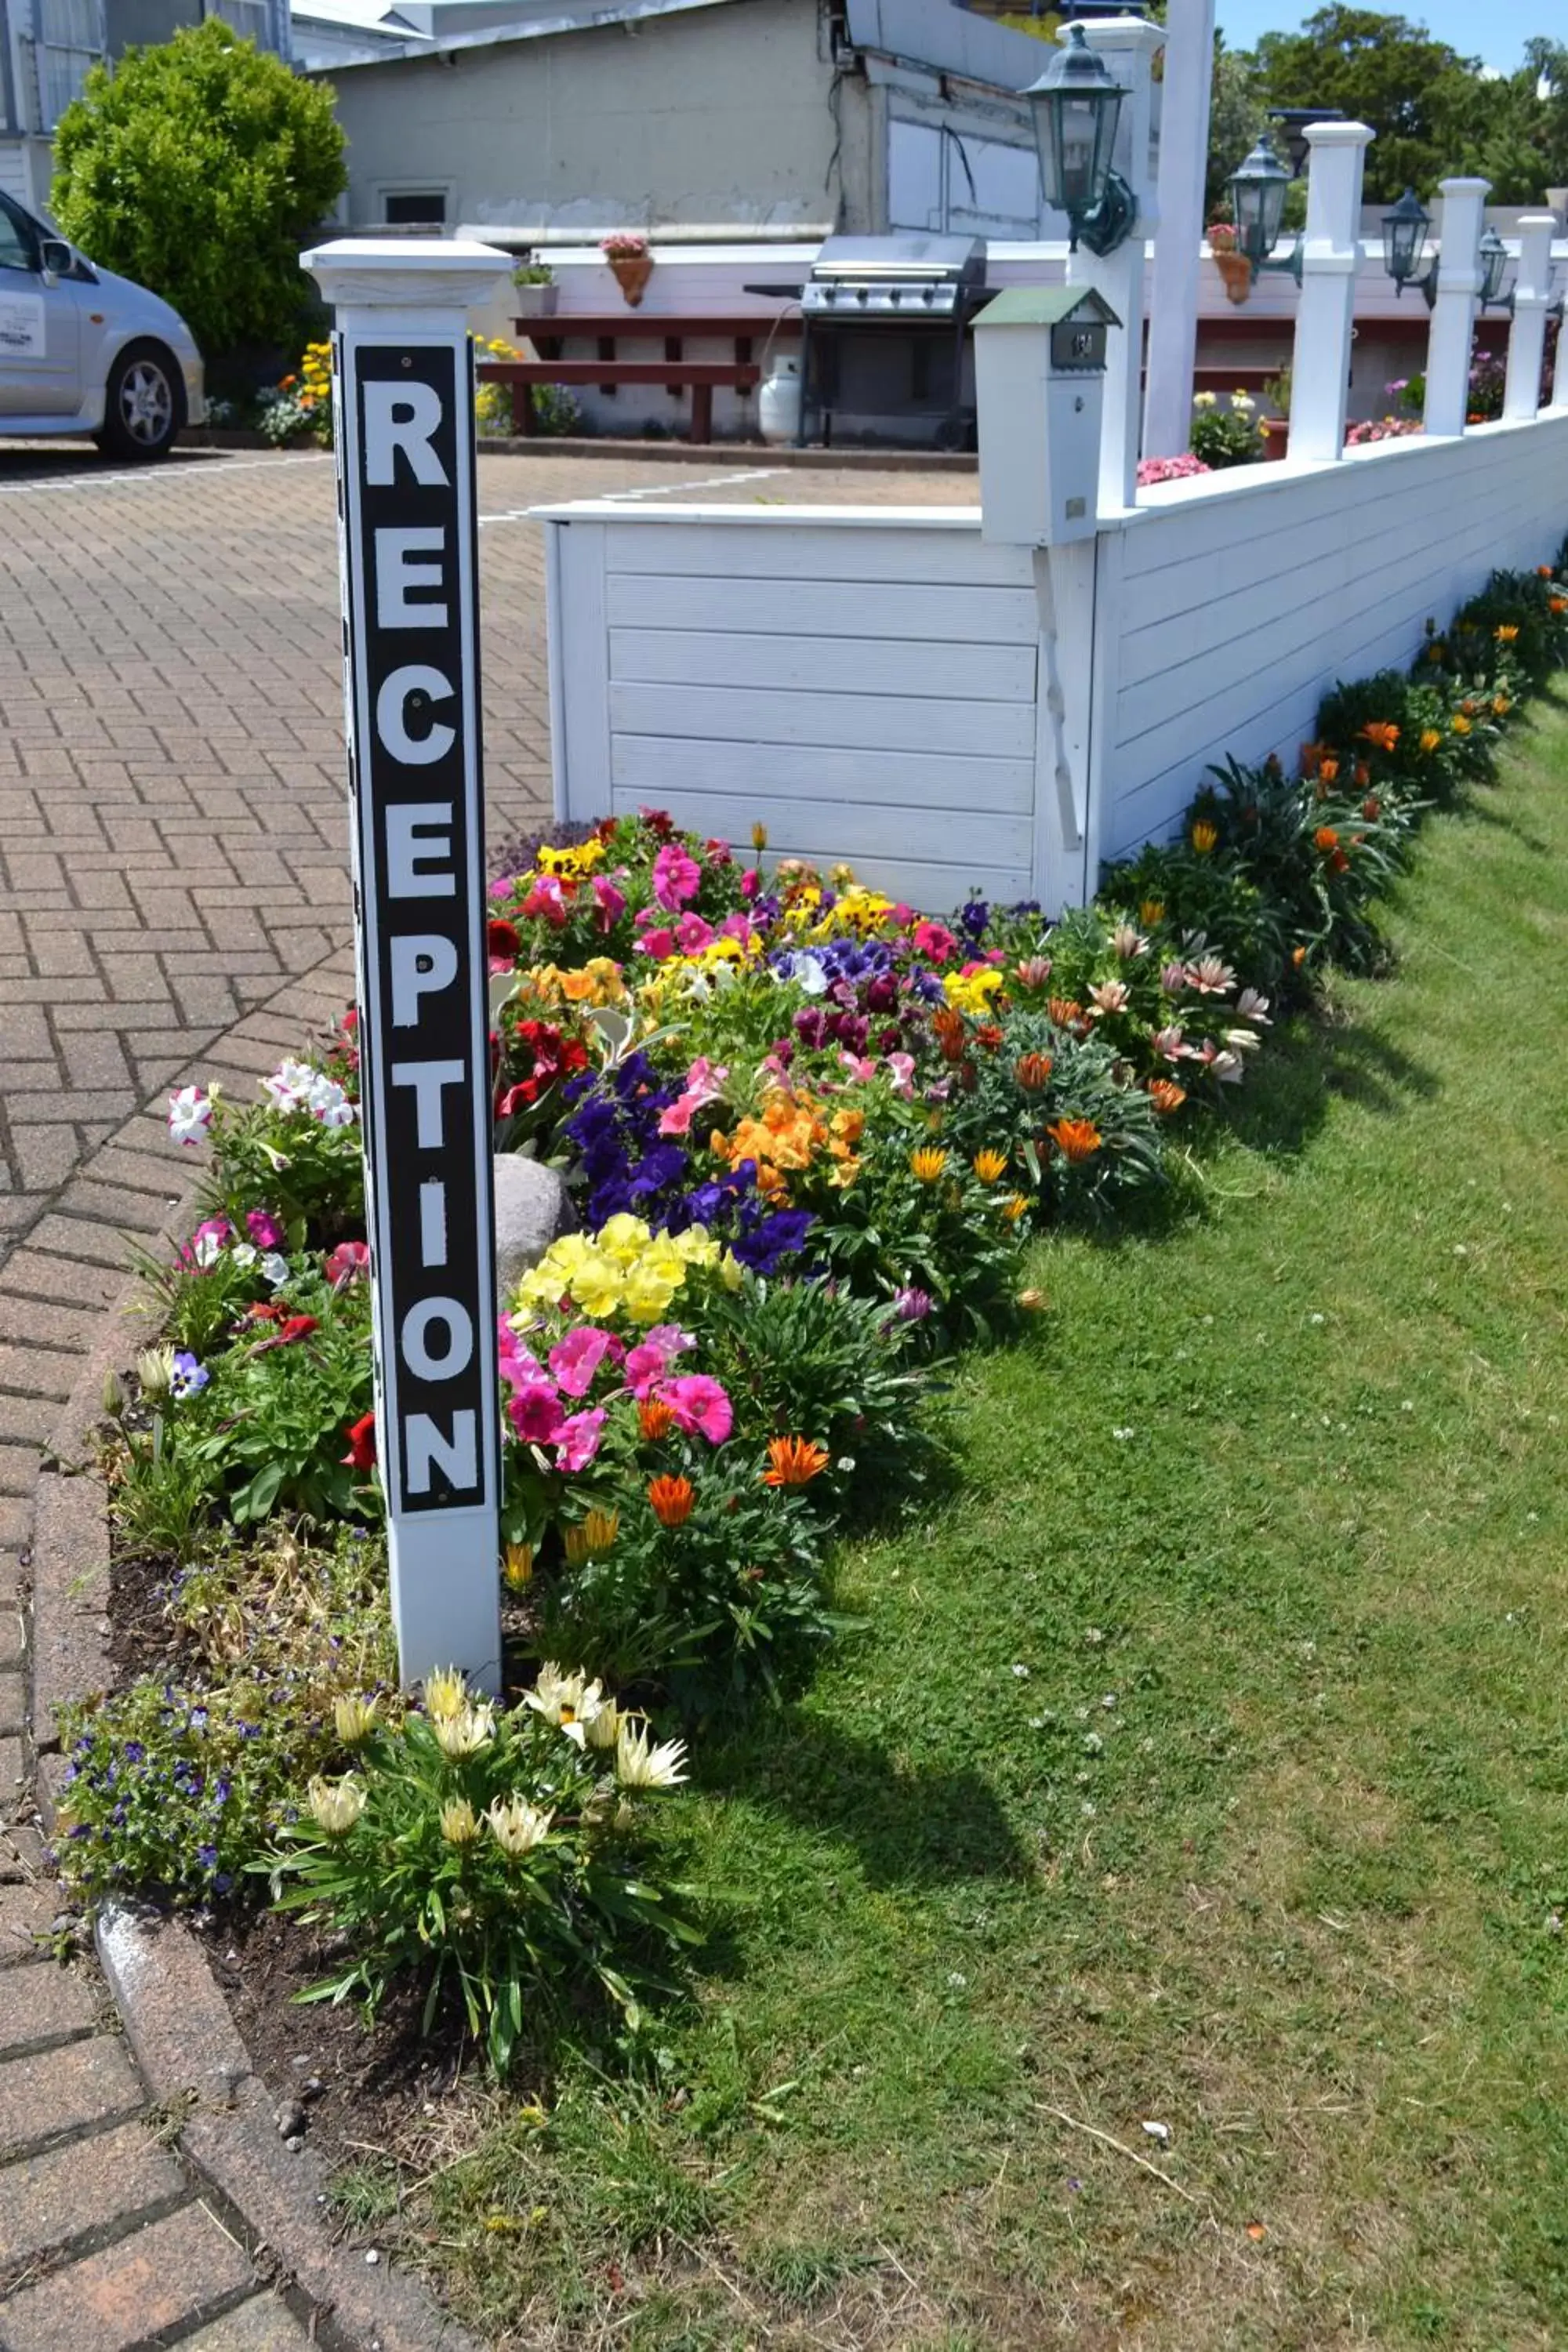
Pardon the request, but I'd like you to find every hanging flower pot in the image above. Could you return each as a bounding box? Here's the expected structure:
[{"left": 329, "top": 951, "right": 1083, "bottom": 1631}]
[
  {"left": 602, "top": 234, "right": 653, "bottom": 307},
  {"left": 1214, "top": 249, "right": 1253, "bottom": 306}
]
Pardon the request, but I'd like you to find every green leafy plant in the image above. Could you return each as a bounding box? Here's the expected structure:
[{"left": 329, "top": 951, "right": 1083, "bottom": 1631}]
[
  {"left": 1189, "top": 390, "right": 1263, "bottom": 467},
  {"left": 50, "top": 20, "right": 345, "bottom": 364},
  {"left": 261, "top": 1667, "right": 697, "bottom": 2074}
]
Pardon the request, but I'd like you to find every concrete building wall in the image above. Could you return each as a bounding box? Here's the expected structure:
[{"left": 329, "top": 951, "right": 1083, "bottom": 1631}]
[{"left": 326, "top": 0, "right": 867, "bottom": 238}]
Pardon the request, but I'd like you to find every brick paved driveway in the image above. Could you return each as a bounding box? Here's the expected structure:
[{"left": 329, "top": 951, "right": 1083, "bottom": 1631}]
[{"left": 0, "top": 443, "right": 973, "bottom": 1264}]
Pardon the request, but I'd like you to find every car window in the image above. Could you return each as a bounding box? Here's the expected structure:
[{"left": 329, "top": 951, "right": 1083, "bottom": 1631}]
[{"left": 0, "top": 198, "right": 34, "bottom": 275}]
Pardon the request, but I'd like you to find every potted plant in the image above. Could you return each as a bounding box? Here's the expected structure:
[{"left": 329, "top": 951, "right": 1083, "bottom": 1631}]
[
  {"left": 601, "top": 231, "right": 653, "bottom": 307},
  {"left": 1189, "top": 389, "right": 1264, "bottom": 468},
  {"left": 512, "top": 260, "right": 557, "bottom": 320},
  {"left": 1260, "top": 366, "right": 1290, "bottom": 460},
  {"left": 1208, "top": 220, "right": 1252, "bottom": 307}
]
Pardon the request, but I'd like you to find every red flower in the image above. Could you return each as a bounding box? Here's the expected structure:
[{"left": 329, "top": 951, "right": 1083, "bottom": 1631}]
[
  {"left": 488, "top": 917, "right": 520, "bottom": 973},
  {"left": 279, "top": 1315, "right": 318, "bottom": 1344},
  {"left": 342, "top": 1413, "right": 376, "bottom": 1471},
  {"left": 638, "top": 807, "right": 677, "bottom": 840},
  {"left": 496, "top": 1020, "right": 590, "bottom": 1116}
]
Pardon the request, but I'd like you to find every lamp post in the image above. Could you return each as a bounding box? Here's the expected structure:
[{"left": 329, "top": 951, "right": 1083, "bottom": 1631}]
[{"left": 1476, "top": 226, "right": 1512, "bottom": 310}]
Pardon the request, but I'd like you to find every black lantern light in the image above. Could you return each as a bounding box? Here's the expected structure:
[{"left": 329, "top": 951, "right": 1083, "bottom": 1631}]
[
  {"left": 1022, "top": 25, "right": 1137, "bottom": 257},
  {"left": 1267, "top": 106, "right": 1346, "bottom": 180},
  {"left": 1477, "top": 225, "right": 1512, "bottom": 310},
  {"left": 1382, "top": 187, "right": 1436, "bottom": 303},
  {"left": 1228, "top": 132, "right": 1301, "bottom": 286}
]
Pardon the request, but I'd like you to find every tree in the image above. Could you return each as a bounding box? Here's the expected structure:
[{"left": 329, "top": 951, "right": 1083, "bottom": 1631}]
[
  {"left": 51, "top": 20, "right": 345, "bottom": 363},
  {"left": 1249, "top": 5, "right": 1485, "bottom": 201},
  {"left": 1205, "top": 43, "right": 1268, "bottom": 220}
]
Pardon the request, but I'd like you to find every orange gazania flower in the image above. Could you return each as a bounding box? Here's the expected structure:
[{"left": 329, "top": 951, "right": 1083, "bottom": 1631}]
[
  {"left": 1330, "top": 848, "right": 1351, "bottom": 874},
  {"left": 648, "top": 1474, "right": 695, "bottom": 1528},
  {"left": 1047, "top": 1117, "right": 1102, "bottom": 1163},
  {"left": 1190, "top": 820, "right": 1218, "bottom": 855},
  {"left": 975, "top": 1022, "right": 1004, "bottom": 1054},
  {"left": 1318, "top": 757, "right": 1340, "bottom": 785},
  {"left": 931, "top": 1007, "right": 967, "bottom": 1064},
  {"left": 1494, "top": 623, "right": 1520, "bottom": 644},
  {"left": 972, "top": 1149, "right": 1008, "bottom": 1184},
  {"left": 1538, "top": 564, "right": 1555, "bottom": 579},
  {"left": 1360, "top": 721, "right": 1399, "bottom": 752},
  {"left": 1493, "top": 694, "right": 1511, "bottom": 717},
  {"left": 1138, "top": 898, "right": 1165, "bottom": 927},
  {"left": 1362, "top": 795, "right": 1381, "bottom": 820},
  {"left": 1419, "top": 728, "right": 1442, "bottom": 754},
  {"left": 1314, "top": 826, "right": 1340, "bottom": 853},
  {"left": 1047, "top": 997, "right": 1085, "bottom": 1032},
  {"left": 1002, "top": 1192, "right": 1031, "bottom": 1222},
  {"left": 638, "top": 1397, "right": 676, "bottom": 1442},
  {"left": 1299, "top": 741, "right": 1328, "bottom": 778},
  {"left": 763, "top": 1436, "right": 830, "bottom": 1487},
  {"left": 1014, "top": 1051, "right": 1053, "bottom": 1093},
  {"left": 1451, "top": 713, "right": 1472, "bottom": 735},
  {"left": 1147, "top": 1079, "right": 1187, "bottom": 1115},
  {"left": 910, "top": 1146, "right": 948, "bottom": 1182},
  {"left": 1291, "top": 944, "right": 1308, "bottom": 967},
  {"left": 1551, "top": 597, "right": 1567, "bottom": 615}
]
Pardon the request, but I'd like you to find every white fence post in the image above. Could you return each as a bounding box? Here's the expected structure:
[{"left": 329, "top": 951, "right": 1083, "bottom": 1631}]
[
  {"left": 1504, "top": 214, "right": 1558, "bottom": 423},
  {"left": 1423, "top": 179, "right": 1490, "bottom": 439},
  {"left": 303, "top": 236, "right": 512, "bottom": 1697},
  {"left": 1286, "top": 120, "right": 1374, "bottom": 465},
  {"left": 1067, "top": 13, "right": 1165, "bottom": 513},
  {"left": 1142, "top": 0, "right": 1214, "bottom": 463}
]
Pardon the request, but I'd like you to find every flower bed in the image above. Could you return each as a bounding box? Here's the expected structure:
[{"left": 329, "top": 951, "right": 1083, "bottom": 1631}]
[{"left": 55, "top": 545, "right": 1568, "bottom": 2100}]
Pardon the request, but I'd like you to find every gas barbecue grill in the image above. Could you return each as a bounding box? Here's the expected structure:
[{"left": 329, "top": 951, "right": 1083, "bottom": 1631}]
[{"left": 795, "top": 233, "right": 988, "bottom": 448}]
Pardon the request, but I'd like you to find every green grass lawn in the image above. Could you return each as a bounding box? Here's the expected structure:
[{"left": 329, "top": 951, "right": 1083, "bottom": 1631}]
[{"left": 399, "top": 695, "right": 1568, "bottom": 2350}]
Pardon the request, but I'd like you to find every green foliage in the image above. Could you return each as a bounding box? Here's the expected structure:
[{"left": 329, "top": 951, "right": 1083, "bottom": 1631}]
[
  {"left": 53, "top": 1522, "right": 392, "bottom": 1907},
  {"left": 691, "top": 1272, "right": 938, "bottom": 1512},
  {"left": 114, "top": 1264, "right": 376, "bottom": 1541},
  {"left": 1189, "top": 393, "right": 1261, "bottom": 469},
  {"left": 49, "top": 21, "right": 345, "bottom": 361},
  {"left": 539, "top": 1456, "right": 833, "bottom": 1711},
  {"left": 261, "top": 1670, "right": 698, "bottom": 2075}
]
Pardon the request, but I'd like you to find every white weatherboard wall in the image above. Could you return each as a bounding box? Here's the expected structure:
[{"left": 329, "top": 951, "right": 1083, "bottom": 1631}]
[
  {"left": 1105, "top": 416, "right": 1568, "bottom": 862},
  {"left": 539, "top": 410, "right": 1568, "bottom": 909},
  {"left": 543, "top": 510, "right": 1047, "bottom": 909}
]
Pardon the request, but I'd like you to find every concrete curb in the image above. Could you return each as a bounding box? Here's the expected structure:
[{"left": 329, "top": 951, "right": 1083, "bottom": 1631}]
[{"left": 96, "top": 1908, "right": 482, "bottom": 2352}]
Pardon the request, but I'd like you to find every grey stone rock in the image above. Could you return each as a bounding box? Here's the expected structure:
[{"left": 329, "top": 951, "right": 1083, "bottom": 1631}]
[{"left": 493, "top": 1153, "right": 573, "bottom": 1304}]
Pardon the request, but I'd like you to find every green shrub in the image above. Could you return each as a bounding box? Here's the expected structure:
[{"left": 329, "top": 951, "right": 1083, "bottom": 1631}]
[
  {"left": 262, "top": 1668, "right": 698, "bottom": 2074},
  {"left": 50, "top": 21, "right": 345, "bottom": 362}
]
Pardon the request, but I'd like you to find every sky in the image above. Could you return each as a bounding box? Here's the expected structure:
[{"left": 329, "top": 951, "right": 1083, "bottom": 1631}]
[{"left": 1214, "top": 0, "right": 1553, "bottom": 72}]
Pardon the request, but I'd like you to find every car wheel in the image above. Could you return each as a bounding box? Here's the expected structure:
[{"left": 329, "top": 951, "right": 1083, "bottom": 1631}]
[{"left": 96, "top": 344, "right": 182, "bottom": 461}]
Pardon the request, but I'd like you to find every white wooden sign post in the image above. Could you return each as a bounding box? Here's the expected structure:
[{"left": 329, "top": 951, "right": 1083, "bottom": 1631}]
[{"left": 303, "top": 237, "right": 512, "bottom": 1696}]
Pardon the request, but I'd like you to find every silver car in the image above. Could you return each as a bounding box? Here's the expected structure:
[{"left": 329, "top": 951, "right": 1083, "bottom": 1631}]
[{"left": 0, "top": 191, "right": 205, "bottom": 460}]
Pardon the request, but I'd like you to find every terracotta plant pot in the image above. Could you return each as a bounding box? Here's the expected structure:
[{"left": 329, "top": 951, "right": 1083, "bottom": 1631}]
[
  {"left": 1260, "top": 416, "right": 1289, "bottom": 461},
  {"left": 1214, "top": 249, "right": 1252, "bottom": 307},
  {"left": 608, "top": 252, "right": 654, "bottom": 307}
]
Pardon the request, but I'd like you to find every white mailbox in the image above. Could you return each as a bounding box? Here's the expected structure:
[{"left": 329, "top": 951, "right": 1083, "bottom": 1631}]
[{"left": 973, "top": 286, "right": 1119, "bottom": 548}]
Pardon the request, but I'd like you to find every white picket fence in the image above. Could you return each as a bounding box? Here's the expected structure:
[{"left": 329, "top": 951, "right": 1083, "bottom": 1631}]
[{"left": 538, "top": 407, "right": 1568, "bottom": 912}]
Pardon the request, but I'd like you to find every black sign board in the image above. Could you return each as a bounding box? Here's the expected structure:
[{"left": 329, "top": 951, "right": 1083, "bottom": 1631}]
[{"left": 336, "top": 336, "right": 499, "bottom": 1530}]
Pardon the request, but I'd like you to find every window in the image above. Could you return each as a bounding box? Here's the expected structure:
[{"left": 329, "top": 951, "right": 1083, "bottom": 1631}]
[
  {"left": 887, "top": 117, "right": 1044, "bottom": 239},
  {"left": 34, "top": 0, "right": 104, "bottom": 131},
  {"left": 383, "top": 191, "right": 448, "bottom": 227},
  {"left": 205, "top": 0, "right": 271, "bottom": 45},
  {"left": 0, "top": 194, "right": 34, "bottom": 273}
]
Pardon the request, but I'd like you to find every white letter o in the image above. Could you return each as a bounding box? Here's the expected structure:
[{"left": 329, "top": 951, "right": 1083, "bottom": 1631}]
[{"left": 401, "top": 1295, "right": 474, "bottom": 1381}]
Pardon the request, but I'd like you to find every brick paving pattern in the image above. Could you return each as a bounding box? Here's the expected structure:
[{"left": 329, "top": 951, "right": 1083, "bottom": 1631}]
[{"left": 0, "top": 439, "right": 969, "bottom": 2342}]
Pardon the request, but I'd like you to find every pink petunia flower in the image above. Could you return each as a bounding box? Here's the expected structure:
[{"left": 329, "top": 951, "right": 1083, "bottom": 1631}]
[
  {"left": 507, "top": 1380, "right": 566, "bottom": 1446},
  {"left": 625, "top": 1325, "right": 695, "bottom": 1398},
  {"left": 639, "top": 927, "right": 677, "bottom": 961},
  {"left": 740, "top": 869, "right": 762, "bottom": 901},
  {"left": 913, "top": 919, "right": 957, "bottom": 964},
  {"left": 325, "top": 1239, "right": 370, "bottom": 1286},
  {"left": 521, "top": 876, "right": 569, "bottom": 926},
  {"left": 498, "top": 1317, "right": 546, "bottom": 1391},
  {"left": 652, "top": 844, "right": 702, "bottom": 911},
  {"left": 548, "top": 1326, "right": 615, "bottom": 1399},
  {"left": 657, "top": 1058, "right": 729, "bottom": 1138},
  {"left": 246, "top": 1208, "right": 286, "bottom": 1250},
  {"left": 674, "top": 912, "right": 714, "bottom": 955},
  {"left": 591, "top": 877, "right": 626, "bottom": 933},
  {"left": 884, "top": 1051, "right": 916, "bottom": 1098},
  {"left": 555, "top": 1407, "right": 607, "bottom": 1472},
  {"left": 657, "top": 1374, "right": 733, "bottom": 1444}
]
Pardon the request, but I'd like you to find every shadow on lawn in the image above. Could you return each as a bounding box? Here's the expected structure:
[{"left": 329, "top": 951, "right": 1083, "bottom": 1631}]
[{"left": 701, "top": 1713, "right": 1029, "bottom": 1890}]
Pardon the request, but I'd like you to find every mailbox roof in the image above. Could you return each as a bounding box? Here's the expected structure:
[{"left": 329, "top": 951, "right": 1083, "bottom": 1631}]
[{"left": 972, "top": 285, "right": 1121, "bottom": 330}]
